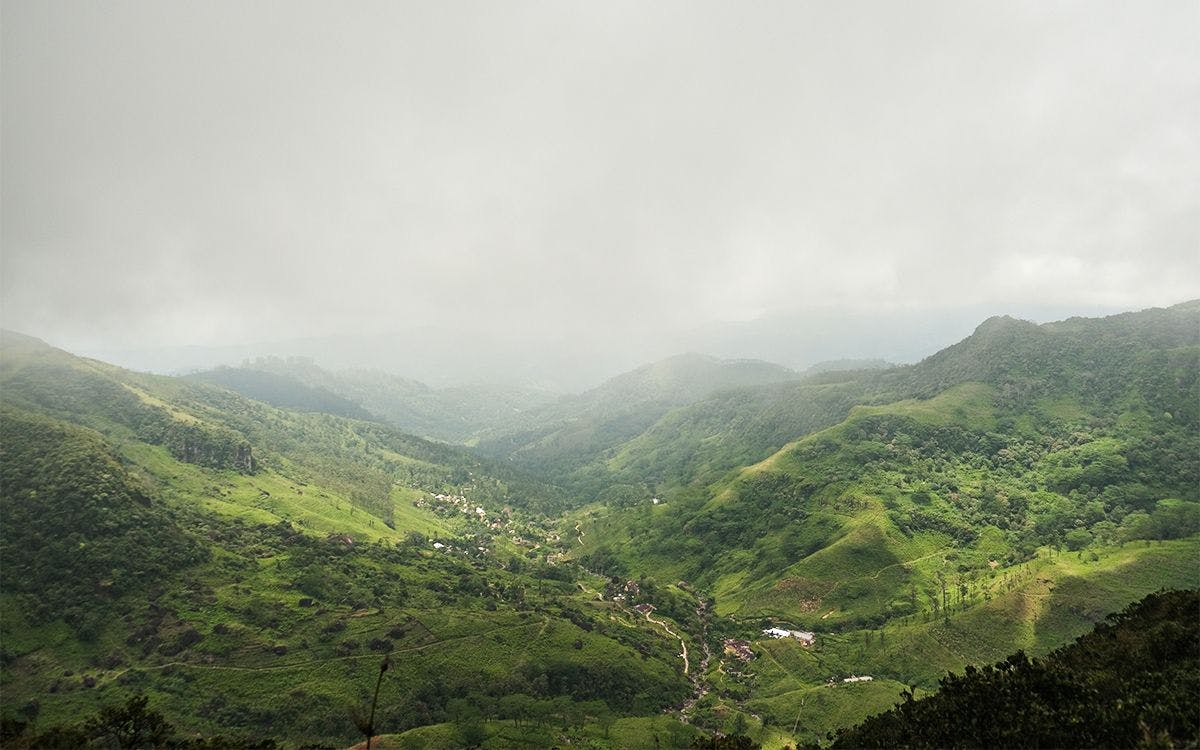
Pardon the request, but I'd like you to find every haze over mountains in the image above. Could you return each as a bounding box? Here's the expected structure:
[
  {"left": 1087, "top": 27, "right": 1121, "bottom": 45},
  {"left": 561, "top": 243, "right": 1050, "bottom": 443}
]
[{"left": 71, "top": 302, "right": 1127, "bottom": 392}]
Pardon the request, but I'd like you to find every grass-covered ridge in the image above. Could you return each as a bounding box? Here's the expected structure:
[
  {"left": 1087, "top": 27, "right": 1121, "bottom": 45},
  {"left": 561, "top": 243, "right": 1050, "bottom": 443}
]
[
  {"left": 539, "top": 301, "right": 1200, "bottom": 510},
  {"left": 471, "top": 353, "right": 802, "bottom": 490}
]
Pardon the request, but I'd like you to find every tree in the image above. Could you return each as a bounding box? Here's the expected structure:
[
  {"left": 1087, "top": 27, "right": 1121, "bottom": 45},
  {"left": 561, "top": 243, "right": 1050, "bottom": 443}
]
[
  {"left": 690, "top": 733, "right": 761, "bottom": 749},
  {"left": 83, "top": 695, "right": 173, "bottom": 749},
  {"left": 731, "top": 711, "right": 749, "bottom": 736},
  {"left": 596, "top": 705, "right": 617, "bottom": 738},
  {"left": 935, "top": 572, "right": 949, "bottom": 624},
  {"left": 828, "top": 591, "right": 1200, "bottom": 749},
  {"left": 1063, "top": 528, "right": 1092, "bottom": 551},
  {"left": 499, "top": 694, "right": 534, "bottom": 726},
  {"left": 455, "top": 718, "right": 487, "bottom": 749}
]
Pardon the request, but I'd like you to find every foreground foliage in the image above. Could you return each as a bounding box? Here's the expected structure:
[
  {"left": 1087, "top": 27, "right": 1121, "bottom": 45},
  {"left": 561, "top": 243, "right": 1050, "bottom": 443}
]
[
  {"left": 0, "top": 694, "right": 277, "bottom": 749},
  {"left": 826, "top": 589, "right": 1200, "bottom": 749}
]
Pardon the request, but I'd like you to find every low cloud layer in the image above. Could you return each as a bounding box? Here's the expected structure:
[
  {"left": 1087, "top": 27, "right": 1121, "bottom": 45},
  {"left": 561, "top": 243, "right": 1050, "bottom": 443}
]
[{"left": 4, "top": 1, "right": 1197, "bottom": 371}]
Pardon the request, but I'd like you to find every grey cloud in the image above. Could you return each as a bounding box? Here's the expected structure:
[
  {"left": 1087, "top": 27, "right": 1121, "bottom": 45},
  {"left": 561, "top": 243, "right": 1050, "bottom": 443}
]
[{"left": 3, "top": 0, "right": 1197, "bottom": 381}]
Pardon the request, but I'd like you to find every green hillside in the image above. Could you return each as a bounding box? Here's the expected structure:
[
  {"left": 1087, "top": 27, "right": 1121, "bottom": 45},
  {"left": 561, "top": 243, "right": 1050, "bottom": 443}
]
[
  {"left": 197, "top": 356, "right": 560, "bottom": 444},
  {"left": 0, "top": 334, "right": 691, "bottom": 747},
  {"left": 473, "top": 353, "right": 801, "bottom": 490},
  {"left": 598, "top": 378, "right": 875, "bottom": 495},
  {"left": 188, "top": 366, "right": 377, "bottom": 421},
  {"left": 544, "top": 301, "right": 1200, "bottom": 510},
  {"left": 561, "top": 302, "right": 1200, "bottom": 746},
  {"left": 2, "top": 302, "right": 1197, "bottom": 748}
]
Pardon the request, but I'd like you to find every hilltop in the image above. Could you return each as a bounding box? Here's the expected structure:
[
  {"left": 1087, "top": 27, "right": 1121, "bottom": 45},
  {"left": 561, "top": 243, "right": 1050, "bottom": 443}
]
[
  {"left": 554, "top": 300, "right": 1200, "bottom": 501},
  {"left": 189, "top": 357, "right": 561, "bottom": 444},
  {"left": 472, "top": 353, "right": 800, "bottom": 485}
]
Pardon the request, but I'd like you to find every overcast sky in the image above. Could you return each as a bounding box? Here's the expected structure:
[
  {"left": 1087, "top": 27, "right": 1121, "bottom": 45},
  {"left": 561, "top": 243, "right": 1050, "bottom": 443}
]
[{"left": 3, "top": 1, "right": 1198, "bottom": 380}]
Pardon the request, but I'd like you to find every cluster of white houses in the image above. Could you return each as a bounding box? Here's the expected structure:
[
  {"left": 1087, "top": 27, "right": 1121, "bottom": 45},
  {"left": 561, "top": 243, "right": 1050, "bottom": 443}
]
[{"left": 762, "top": 627, "right": 816, "bottom": 646}]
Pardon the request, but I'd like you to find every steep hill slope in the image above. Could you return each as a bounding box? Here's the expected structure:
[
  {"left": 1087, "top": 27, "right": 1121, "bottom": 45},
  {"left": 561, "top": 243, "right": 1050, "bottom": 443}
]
[
  {"left": 2, "top": 302, "right": 1196, "bottom": 747},
  {"left": 192, "top": 356, "right": 560, "bottom": 443},
  {"left": 600, "top": 302, "right": 1198, "bottom": 620},
  {"left": 562, "top": 301, "right": 1200, "bottom": 503},
  {"left": 0, "top": 406, "right": 207, "bottom": 639},
  {"left": 473, "top": 353, "right": 800, "bottom": 485},
  {"left": 187, "top": 366, "right": 376, "bottom": 421},
  {"left": 598, "top": 376, "right": 879, "bottom": 496}
]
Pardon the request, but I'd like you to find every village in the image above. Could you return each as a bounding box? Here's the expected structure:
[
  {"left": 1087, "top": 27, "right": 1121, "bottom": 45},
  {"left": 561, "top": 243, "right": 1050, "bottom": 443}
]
[
  {"left": 719, "top": 627, "right": 874, "bottom": 688},
  {"left": 416, "top": 489, "right": 877, "bottom": 713},
  {"left": 412, "top": 491, "right": 563, "bottom": 558},
  {"left": 721, "top": 625, "right": 815, "bottom": 660}
]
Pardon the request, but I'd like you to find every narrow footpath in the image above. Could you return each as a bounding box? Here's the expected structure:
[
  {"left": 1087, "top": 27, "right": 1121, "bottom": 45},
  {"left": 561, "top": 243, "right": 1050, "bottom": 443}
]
[
  {"left": 679, "top": 599, "right": 713, "bottom": 719},
  {"left": 644, "top": 611, "right": 689, "bottom": 675}
]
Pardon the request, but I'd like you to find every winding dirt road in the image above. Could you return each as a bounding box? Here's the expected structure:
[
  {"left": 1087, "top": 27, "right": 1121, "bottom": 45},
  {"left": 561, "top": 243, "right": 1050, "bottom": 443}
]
[{"left": 644, "top": 611, "right": 689, "bottom": 675}]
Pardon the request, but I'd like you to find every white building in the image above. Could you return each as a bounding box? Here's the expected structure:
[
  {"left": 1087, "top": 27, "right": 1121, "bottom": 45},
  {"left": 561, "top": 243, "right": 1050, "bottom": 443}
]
[{"left": 762, "top": 627, "right": 816, "bottom": 646}]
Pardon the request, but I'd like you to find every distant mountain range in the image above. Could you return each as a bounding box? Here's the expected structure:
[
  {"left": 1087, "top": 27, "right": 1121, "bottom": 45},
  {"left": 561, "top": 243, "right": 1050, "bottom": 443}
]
[
  {"left": 185, "top": 352, "right": 801, "bottom": 450},
  {"left": 187, "top": 357, "right": 560, "bottom": 443},
  {"left": 68, "top": 302, "right": 1130, "bottom": 391}
]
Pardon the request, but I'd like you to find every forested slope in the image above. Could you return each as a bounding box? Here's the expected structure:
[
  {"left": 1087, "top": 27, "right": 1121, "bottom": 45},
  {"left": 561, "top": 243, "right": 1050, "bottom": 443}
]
[
  {"left": 556, "top": 300, "right": 1200, "bottom": 505},
  {"left": 472, "top": 353, "right": 800, "bottom": 483},
  {"left": 190, "top": 357, "right": 560, "bottom": 444},
  {"left": 2, "top": 302, "right": 1196, "bottom": 748}
]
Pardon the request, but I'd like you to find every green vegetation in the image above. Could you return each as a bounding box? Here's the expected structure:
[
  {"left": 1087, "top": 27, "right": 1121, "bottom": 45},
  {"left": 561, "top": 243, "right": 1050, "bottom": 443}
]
[
  {"left": 0, "top": 406, "right": 206, "bottom": 639},
  {"left": 190, "top": 356, "right": 562, "bottom": 444},
  {"left": 826, "top": 589, "right": 1199, "bottom": 748},
  {"left": 598, "top": 302, "right": 1199, "bottom": 626},
  {"left": 1, "top": 693, "right": 278, "bottom": 748},
  {"left": 188, "top": 366, "right": 376, "bottom": 421},
  {"left": 558, "top": 302, "right": 1199, "bottom": 746},
  {"left": 473, "top": 353, "right": 801, "bottom": 490},
  {"left": 0, "top": 335, "right": 689, "bottom": 747},
  {"left": 2, "top": 301, "right": 1198, "bottom": 746},
  {"left": 368, "top": 714, "right": 704, "bottom": 750}
]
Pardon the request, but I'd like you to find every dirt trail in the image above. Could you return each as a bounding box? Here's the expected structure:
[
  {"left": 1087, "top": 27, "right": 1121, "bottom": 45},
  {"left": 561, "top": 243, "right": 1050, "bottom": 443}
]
[
  {"left": 679, "top": 599, "right": 713, "bottom": 719},
  {"left": 644, "top": 611, "right": 689, "bottom": 675},
  {"left": 868, "top": 546, "right": 952, "bottom": 580},
  {"left": 570, "top": 546, "right": 712, "bottom": 722}
]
